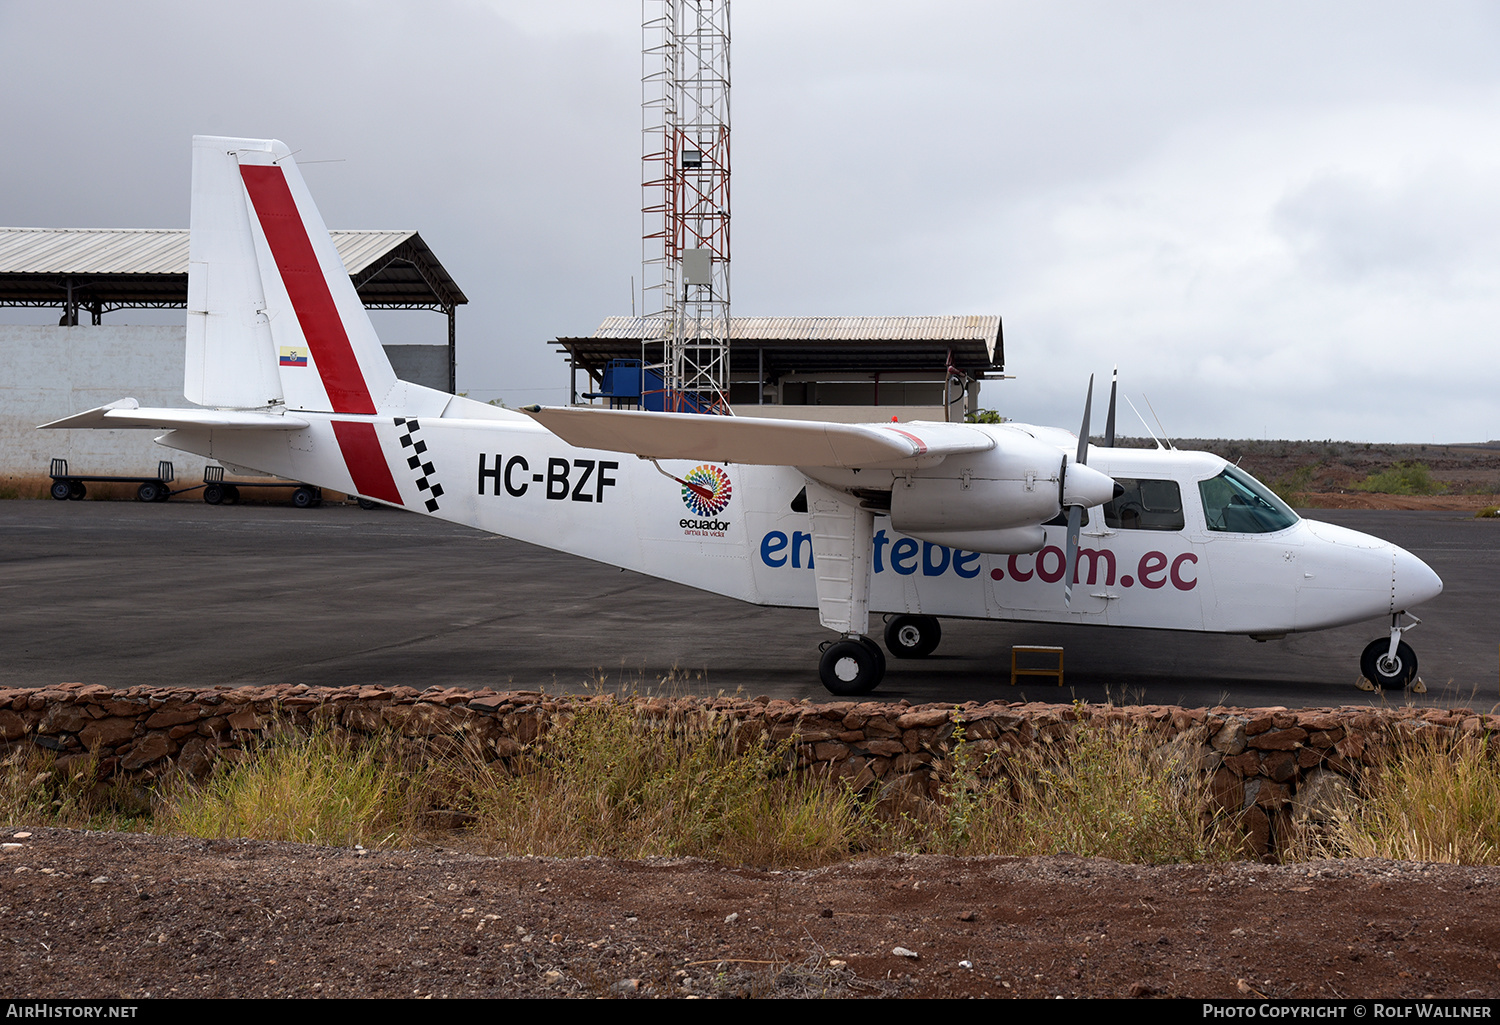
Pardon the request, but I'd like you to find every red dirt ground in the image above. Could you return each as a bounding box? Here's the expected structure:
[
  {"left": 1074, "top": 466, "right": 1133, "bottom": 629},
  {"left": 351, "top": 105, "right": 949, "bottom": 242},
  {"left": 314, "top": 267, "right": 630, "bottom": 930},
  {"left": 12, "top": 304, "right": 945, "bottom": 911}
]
[{"left": 4, "top": 826, "right": 1498, "bottom": 999}]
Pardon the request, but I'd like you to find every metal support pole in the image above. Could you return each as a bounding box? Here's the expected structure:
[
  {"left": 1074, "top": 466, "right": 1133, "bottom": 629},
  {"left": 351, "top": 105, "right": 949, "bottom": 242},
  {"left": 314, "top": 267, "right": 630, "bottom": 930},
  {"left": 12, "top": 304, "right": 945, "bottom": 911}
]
[{"left": 447, "top": 306, "right": 457, "bottom": 394}]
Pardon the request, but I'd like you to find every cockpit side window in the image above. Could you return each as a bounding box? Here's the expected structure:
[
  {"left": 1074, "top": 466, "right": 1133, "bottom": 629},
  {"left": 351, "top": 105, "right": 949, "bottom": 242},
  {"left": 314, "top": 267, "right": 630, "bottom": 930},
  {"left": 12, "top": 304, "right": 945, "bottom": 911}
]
[
  {"left": 1103, "top": 478, "right": 1185, "bottom": 531},
  {"left": 1198, "top": 466, "right": 1299, "bottom": 534}
]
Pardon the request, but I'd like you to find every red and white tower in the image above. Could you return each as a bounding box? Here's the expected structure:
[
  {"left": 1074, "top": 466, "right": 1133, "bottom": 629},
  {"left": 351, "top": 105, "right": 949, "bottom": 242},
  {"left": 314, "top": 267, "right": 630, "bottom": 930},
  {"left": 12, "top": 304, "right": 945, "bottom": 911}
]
[{"left": 642, "top": 0, "right": 730, "bottom": 412}]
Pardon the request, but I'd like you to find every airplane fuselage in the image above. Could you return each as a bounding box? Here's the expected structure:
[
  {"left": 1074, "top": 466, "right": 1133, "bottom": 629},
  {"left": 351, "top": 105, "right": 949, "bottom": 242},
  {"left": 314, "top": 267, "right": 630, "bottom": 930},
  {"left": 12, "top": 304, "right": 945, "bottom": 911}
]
[{"left": 158, "top": 412, "right": 1439, "bottom": 641}]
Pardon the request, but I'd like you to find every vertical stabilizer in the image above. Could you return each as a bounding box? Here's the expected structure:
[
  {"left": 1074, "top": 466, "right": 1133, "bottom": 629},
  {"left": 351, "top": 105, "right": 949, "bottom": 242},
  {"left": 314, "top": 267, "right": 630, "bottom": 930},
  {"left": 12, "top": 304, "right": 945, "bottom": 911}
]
[
  {"left": 185, "top": 136, "right": 283, "bottom": 408},
  {"left": 186, "top": 135, "right": 401, "bottom": 414}
]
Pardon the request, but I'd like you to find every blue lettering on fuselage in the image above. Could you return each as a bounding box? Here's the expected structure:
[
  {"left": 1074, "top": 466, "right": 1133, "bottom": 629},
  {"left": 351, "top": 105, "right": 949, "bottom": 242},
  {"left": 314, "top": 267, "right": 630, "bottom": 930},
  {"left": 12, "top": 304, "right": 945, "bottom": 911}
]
[{"left": 759, "top": 529, "right": 982, "bottom": 579}]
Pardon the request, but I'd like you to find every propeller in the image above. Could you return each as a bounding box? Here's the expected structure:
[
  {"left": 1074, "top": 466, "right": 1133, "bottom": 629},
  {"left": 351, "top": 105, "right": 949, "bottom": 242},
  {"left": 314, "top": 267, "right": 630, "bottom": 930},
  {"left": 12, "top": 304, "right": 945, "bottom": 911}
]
[
  {"left": 1057, "top": 375, "right": 1120, "bottom": 607},
  {"left": 1061, "top": 376, "right": 1093, "bottom": 607},
  {"left": 1104, "top": 366, "right": 1117, "bottom": 449}
]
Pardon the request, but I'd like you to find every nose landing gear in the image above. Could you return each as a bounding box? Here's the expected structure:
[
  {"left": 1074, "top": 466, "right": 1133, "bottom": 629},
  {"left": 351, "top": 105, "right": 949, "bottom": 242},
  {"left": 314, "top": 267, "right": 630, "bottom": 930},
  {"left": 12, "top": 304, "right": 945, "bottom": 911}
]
[{"left": 1359, "top": 613, "right": 1423, "bottom": 691}]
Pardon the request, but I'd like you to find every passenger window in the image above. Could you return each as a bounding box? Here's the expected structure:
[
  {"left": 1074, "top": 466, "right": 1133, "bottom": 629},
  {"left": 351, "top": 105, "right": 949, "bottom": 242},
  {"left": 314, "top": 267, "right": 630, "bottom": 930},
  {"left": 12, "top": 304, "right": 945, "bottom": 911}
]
[{"left": 1104, "top": 478, "right": 1185, "bottom": 531}]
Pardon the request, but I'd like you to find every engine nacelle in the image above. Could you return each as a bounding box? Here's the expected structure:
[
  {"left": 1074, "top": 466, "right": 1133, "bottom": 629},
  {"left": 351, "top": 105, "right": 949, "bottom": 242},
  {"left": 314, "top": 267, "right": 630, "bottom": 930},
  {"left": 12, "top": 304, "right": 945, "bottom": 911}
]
[
  {"left": 901, "top": 525, "right": 1047, "bottom": 555},
  {"left": 888, "top": 429, "right": 1065, "bottom": 535}
]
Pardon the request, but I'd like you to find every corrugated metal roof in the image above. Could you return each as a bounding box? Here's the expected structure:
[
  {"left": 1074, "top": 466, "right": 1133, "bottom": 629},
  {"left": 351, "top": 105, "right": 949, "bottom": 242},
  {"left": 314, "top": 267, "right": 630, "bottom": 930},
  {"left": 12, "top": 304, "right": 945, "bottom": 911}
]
[
  {"left": 0, "top": 227, "right": 416, "bottom": 276},
  {"left": 591, "top": 314, "right": 1000, "bottom": 344},
  {"left": 557, "top": 314, "right": 1004, "bottom": 377}
]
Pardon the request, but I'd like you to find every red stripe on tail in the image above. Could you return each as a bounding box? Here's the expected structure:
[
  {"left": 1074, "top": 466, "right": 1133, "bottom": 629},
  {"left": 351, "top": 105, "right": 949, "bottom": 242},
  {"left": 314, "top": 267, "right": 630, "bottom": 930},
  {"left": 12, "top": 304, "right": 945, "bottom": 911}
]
[
  {"left": 240, "top": 164, "right": 376, "bottom": 415},
  {"left": 332, "top": 421, "right": 404, "bottom": 505}
]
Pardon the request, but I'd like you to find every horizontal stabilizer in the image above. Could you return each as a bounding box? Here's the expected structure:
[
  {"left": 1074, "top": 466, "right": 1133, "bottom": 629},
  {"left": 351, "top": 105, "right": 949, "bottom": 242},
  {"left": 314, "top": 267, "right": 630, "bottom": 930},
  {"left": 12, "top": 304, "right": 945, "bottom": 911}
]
[
  {"left": 39, "top": 399, "right": 310, "bottom": 431},
  {"left": 522, "top": 406, "right": 993, "bottom": 468}
]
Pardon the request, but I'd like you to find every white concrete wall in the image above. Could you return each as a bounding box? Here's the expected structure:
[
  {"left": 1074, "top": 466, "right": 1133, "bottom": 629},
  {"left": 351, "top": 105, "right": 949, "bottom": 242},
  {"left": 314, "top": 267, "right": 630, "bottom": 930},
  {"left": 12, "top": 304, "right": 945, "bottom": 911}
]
[
  {"left": 2, "top": 326, "right": 452, "bottom": 488},
  {"left": 0, "top": 324, "right": 209, "bottom": 484}
]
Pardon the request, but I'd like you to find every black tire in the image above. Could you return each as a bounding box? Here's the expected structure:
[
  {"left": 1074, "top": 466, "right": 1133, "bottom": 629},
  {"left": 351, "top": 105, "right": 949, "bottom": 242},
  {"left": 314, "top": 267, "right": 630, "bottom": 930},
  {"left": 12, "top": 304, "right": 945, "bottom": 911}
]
[
  {"left": 884, "top": 614, "right": 942, "bottom": 658},
  {"left": 154, "top": 484, "right": 171, "bottom": 502},
  {"left": 1361, "top": 638, "right": 1418, "bottom": 689},
  {"left": 291, "top": 487, "right": 316, "bottom": 509},
  {"left": 203, "top": 484, "right": 223, "bottom": 505},
  {"left": 68, "top": 482, "right": 86, "bottom": 500},
  {"left": 137, "top": 482, "right": 161, "bottom": 502},
  {"left": 357, "top": 498, "right": 377, "bottom": 510},
  {"left": 224, "top": 485, "right": 241, "bottom": 504},
  {"left": 819, "top": 638, "right": 884, "bottom": 696},
  {"left": 50, "top": 481, "right": 72, "bottom": 501}
]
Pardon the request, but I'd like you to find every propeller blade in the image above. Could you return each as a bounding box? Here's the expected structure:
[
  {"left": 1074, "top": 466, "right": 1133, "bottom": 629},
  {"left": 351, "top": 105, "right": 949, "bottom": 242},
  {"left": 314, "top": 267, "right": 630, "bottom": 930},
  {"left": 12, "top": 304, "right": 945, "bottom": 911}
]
[
  {"left": 1063, "top": 503, "right": 1083, "bottom": 607},
  {"left": 1105, "top": 366, "right": 1117, "bottom": 448},
  {"left": 1076, "top": 374, "right": 1094, "bottom": 465}
]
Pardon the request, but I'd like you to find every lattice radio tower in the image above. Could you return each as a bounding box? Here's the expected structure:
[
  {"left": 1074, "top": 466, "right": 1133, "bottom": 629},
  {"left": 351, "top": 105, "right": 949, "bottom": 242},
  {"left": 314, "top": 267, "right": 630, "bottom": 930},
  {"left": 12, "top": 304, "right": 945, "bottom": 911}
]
[{"left": 642, "top": 0, "right": 730, "bottom": 413}]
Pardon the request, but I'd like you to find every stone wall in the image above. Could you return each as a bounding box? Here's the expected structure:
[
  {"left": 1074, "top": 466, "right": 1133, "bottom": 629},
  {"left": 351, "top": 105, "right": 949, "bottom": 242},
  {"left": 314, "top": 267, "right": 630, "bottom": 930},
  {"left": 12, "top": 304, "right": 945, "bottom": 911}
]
[{"left": 3, "top": 683, "right": 1494, "bottom": 858}]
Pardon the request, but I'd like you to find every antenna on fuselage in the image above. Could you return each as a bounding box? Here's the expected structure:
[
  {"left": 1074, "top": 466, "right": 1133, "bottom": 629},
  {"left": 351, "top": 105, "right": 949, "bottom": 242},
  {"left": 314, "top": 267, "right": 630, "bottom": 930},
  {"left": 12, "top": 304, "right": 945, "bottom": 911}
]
[
  {"left": 1123, "top": 393, "right": 1165, "bottom": 450},
  {"left": 1143, "top": 395, "right": 1176, "bottom": 450}
]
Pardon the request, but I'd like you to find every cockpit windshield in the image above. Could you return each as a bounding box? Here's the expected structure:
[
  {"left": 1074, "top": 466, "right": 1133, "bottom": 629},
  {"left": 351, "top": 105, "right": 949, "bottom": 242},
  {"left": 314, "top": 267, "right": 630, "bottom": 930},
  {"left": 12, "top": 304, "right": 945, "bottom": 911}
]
[{"left": 1198, "top": 465, "right": 1299, "bottom": 534}]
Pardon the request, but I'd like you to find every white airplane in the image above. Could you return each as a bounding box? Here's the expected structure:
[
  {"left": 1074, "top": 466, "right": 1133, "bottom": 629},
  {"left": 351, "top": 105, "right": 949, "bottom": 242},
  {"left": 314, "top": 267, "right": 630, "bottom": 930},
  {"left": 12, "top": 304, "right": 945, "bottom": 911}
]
[{"left": 43, "top": 136, "right": 1444, "bottom": 696}]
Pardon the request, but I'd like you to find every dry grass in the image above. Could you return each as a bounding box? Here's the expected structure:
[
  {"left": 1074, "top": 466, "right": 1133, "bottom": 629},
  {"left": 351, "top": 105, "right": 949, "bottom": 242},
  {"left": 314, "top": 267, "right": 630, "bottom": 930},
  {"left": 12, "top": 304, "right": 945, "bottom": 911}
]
[
  {"left": 0, "top": 705, "right": 1377, "bottom": 867},
  {"left": 156, "top": 726, "right": 441, "bottom": 848},
  {"left": 0, "top": 746, "right": 154, "bottom": 832},
  {"left": 465, "top": 701, "right": 868, "bottom": 865},
  {"left": 918, "top": 718, "right": 1241, "bottom": 864},
  {"left": 1302, "top": 735, "right": 1500, "bottom": 864}
]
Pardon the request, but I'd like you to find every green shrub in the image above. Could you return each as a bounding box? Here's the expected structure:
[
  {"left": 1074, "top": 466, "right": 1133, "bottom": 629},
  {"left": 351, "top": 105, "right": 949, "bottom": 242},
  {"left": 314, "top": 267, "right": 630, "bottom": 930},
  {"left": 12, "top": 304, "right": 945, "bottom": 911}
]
[{"left": 1352, "top": 461, "right": 1446, "bottom": 496}]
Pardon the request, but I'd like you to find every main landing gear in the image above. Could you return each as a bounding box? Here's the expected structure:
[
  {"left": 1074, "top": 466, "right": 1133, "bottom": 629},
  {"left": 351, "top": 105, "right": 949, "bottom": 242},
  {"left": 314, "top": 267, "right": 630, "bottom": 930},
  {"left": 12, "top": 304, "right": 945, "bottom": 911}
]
[
  {"left": 1360, "top": 613, "right": 1422, "bottom": 690},
  {"left": 819, "top": 636, "right": 886, "bottom": 696},
  {"left": 816, "top": 616, "right": 944, "bottom": 696},
  {"left": 884, "top": 614, "right": 942, "bottom": 659}
]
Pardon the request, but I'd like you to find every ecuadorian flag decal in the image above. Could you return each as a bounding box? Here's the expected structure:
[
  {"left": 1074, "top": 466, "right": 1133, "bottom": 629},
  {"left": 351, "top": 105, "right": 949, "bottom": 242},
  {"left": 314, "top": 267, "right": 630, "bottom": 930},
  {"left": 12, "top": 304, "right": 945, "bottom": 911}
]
[{"left": 279, "top": 346, "right": 309, "bottom": 368}]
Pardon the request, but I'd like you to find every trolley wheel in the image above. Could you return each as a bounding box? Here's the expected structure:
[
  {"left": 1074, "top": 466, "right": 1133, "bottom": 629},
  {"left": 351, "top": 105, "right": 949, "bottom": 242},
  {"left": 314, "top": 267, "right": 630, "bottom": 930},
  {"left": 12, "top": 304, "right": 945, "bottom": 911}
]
[
  {"left": 224, "top": 485, "right": 241, "bottom": 504},
  {"left": 50, "top": 481, "right": 72, "bottom": 501},
  {"left": 203, "top": 484, "right": 224, "bottom": 505},
  {"left": 291, "top": 487, "right": 317, "bottom": 509},
  {"left": 137, "top": 482, "right": 162, "bottom": 502},
  {"left": 68, "top": 482, "right": 86, "bottom": 500},
  {"left": 357, "top": 498, "right": 378, "bottom": 510}
]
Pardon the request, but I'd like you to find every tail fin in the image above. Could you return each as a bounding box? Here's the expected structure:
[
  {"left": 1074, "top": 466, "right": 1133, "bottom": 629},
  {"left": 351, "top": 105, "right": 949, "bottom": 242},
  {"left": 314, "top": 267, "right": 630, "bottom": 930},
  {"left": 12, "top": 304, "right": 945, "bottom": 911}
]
[{"left": 185, "top": 136, "right": 398, "bottom": 414}]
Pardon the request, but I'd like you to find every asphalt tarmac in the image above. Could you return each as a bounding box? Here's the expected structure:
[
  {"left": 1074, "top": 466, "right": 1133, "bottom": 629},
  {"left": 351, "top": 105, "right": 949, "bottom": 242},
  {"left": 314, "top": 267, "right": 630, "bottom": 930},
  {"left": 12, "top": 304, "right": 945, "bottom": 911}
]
[{"left": 2, "top": 499, "right": 1496, "bottom": 709}]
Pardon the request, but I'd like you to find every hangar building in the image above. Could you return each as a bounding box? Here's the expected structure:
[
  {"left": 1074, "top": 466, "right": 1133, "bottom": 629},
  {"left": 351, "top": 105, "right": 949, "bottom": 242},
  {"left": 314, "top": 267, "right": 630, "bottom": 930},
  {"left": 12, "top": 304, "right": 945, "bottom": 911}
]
[
  {"left": 553, "top": 314, "right": 1004, "bottom": 423},
  {"left": 0, "top": 227, "right": 464, "bottom": 493}
]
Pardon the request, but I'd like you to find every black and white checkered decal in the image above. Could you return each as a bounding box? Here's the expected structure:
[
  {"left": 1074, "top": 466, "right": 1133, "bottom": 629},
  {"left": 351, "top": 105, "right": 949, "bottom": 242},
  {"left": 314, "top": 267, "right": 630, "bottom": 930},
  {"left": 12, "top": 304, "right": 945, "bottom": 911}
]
[{"left": 394, "top": 417, "right": 444, "bottom": 512}]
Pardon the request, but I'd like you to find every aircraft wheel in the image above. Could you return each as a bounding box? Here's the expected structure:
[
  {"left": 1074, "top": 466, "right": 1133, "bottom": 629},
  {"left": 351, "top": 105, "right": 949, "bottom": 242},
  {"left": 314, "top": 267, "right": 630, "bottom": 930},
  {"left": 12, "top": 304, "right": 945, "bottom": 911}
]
[
  {"left": 1360, "top": 638, "right": 1418, "bottom": 689},
  {"left": 50, "top": 481, "right": 72, "bottom": 501},
  {"left": 68, "top": 482, "right": 86, "bottom": 500},
  {"left": 819, "top": 638, "right": 884, "bottom": 696},
  {"left": 203, "top": 484, "right": 223, "bottom": 505},
  {"left": 291, "top": 487, "right": 317, "bottom": 509},
  {"left": 885, "top": 615, "right": 942, "bottom": 659},
  {"left": 137, "top": 482, "right": 162, "bottom": 502}
]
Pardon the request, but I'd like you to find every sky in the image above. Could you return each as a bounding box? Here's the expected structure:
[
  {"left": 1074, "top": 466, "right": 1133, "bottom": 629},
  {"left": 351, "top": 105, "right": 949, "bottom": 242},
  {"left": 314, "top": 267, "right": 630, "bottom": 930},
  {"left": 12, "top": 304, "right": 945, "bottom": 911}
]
[{"left": 2, "top": 0, "right": 1497, "bottom": 442}]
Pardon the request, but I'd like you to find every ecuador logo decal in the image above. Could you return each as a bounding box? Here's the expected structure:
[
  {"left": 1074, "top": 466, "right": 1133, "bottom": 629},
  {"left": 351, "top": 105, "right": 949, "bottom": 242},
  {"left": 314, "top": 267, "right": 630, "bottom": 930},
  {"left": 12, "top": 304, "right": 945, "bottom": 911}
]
[{"left": 680, "top": 464, "right": 733, "bottom": 517}]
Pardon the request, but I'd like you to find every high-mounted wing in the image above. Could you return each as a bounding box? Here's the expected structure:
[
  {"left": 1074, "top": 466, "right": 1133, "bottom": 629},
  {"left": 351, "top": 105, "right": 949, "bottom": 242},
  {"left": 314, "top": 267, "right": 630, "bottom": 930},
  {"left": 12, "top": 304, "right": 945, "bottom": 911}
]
[{"left": 522, "top": 405, "right": 993, "bottom": 469}]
